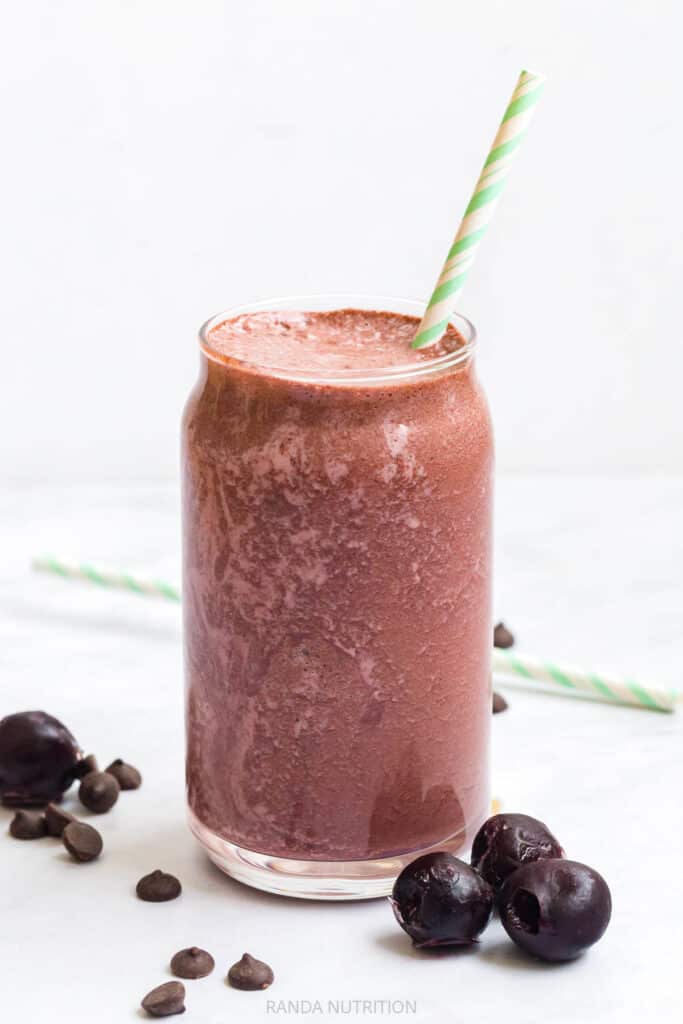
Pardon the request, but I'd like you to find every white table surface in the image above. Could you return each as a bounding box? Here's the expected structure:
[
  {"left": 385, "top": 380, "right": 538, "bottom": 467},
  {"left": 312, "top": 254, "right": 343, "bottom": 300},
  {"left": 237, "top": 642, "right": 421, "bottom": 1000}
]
[{"left": 1, "top": 477, "right": 681, "bottom": 1023}]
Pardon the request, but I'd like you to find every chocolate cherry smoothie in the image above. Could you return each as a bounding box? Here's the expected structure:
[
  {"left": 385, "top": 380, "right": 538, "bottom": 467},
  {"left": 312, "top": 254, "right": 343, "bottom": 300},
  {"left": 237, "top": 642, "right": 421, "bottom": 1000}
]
[{"left": 182, "top": 297, "right": 493, "bottom": 898}]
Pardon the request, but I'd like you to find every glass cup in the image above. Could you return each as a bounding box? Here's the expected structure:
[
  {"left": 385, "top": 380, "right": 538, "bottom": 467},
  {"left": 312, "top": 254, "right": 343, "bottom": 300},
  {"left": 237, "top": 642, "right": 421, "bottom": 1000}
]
[{"left": 182, "top": 295, "right": 493, "bottom": 899}]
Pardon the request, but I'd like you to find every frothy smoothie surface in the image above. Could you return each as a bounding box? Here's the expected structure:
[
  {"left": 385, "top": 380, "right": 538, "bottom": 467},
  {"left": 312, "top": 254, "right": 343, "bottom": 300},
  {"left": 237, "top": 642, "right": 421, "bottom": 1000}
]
[{"left": 205, "top": 309, "right": 465, "bottom": 375}]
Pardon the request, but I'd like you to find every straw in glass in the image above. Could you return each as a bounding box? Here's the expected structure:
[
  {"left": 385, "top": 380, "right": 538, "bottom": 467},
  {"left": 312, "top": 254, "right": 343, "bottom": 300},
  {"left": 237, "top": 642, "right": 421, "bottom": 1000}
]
[{"left": 413, "top": 68, "right": 546, "bottom": 349}]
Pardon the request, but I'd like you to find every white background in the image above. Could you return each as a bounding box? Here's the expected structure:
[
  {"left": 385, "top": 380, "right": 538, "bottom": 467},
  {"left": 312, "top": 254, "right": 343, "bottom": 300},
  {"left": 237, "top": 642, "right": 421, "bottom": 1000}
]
[{"left": 2, "top": 0, "right": 682, "bottom": 481}]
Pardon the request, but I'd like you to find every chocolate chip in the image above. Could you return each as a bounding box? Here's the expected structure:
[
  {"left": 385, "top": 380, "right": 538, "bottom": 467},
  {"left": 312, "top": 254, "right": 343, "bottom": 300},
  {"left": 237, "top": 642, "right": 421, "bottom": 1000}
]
[
  {"left": 45, "top": 802, "right": 76, "bottom": 837},
  {"left": 170, "top": 946, "right": 215, "bottom": 979},
  {"left": 141, "top": 981, "right": 186, "bottom": 1017},
  {"left": 227, "top": 953, "right": 274, "bottom": 990},
  {"left": 105, "top": 758, "right": 142, "bottom": 790},
  {"left": 62, "top": 820, "right": 103, "bottom": 862},
  {"left": 9, "top": 809, "right": 47, "bottom": 839},
  {"left": 492, "top": 692, "right": 509, "bottom": 714},
  {"left": 494, "top": 622, "right": 515, "bottom": 649},
  {"left": 136, "top": 869, "right": 182, "bottom": 902},
  {"left": 78, "top": 770, "right": 120, "bottom": 813},
  {"left": 73, "top": 754, "right": 99, "bottom": 779}
]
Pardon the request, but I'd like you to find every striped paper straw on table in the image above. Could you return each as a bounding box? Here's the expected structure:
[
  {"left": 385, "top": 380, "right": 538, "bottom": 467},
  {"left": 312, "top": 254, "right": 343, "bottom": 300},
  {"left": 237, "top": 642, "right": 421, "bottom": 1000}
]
[
  {"left": 493, "top": 649, "right": 679, "bottom": 714},
  {"left": 413, "top": 69, "right": 546, "bottom": 349},
  {"left": 32, "top": 555, "right": 181, "bottom": 603},
  {"left": 32, "top": 555, "right": 679, "bottom": 713}
]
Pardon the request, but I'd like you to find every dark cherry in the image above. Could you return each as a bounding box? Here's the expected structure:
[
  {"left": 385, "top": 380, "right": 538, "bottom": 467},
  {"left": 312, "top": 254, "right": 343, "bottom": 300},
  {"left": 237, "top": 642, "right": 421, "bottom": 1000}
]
[
  {"left": 0, "top": 711, "right": 82, "bottom": 807},
  {"left": 390, "top": 852, "right": 494, "bottom": 947},
  {"left": 499, "top": 858, "right": 612, "bottom": 961},
  {"left": 471, "top": 813, "right": 564, "bottom": 893}
]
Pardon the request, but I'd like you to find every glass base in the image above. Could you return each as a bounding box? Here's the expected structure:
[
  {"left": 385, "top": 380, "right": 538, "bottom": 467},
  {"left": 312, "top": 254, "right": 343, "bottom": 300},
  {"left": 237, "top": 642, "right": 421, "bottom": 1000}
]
[{"left": 188, "top": 807, "right": 475, "bottom": 900}]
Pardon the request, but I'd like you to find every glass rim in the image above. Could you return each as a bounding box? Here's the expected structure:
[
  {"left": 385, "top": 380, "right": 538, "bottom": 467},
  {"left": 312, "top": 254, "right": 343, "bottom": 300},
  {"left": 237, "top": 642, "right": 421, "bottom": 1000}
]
[{"left": 198, "top": 293, "right": 477, "bottom": 386}]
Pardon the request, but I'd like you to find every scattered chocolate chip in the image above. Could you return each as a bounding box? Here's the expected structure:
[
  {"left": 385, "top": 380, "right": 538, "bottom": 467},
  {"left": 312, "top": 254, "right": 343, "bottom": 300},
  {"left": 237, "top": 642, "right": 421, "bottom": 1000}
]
[
  {"left": 45, "top": 802, "right": 76, "bottom": 837},
  {"left": 170, "top": 946, "right": 215, "bottom": 980},
  {"left": 78, "top": 770, "right": 120, "bottom": 813},
  {"left": 0, "top": 710, "right": 82, "bottom": 806},
  {"left": 73, "top": 754, "right": 99, "bottom": 779},
  {"left": 499, "top": 859, "right": 612, "bottom": 961},
  {"left": 141, "top": 981, "right": 186, "bottom": 1017},
  {"left": 390, "top": 852, "right": 494, "bottom": 947},
  {"left": 227, "top": 953, "right": 274, "bottom": 990},
  {"left": 493, "top": 622, "right": 515, "bottom": 649},
  {"left": 9, "top": 809, "right": 48, "bottom": 839},
  {"left": 136, "top": 869, "right": 182, "bottom": 902},
  {"left": 492, "top": 692, "right": 508, "bottom": 714},
  {"left": 105, "top": 758, "right": 142, "bottom": 790},
  {"left": 62, "top": 820, "right": 103, "bottom": 862},
  {"left": 471, "top": 813, "right": 564, "bottom": 894}
]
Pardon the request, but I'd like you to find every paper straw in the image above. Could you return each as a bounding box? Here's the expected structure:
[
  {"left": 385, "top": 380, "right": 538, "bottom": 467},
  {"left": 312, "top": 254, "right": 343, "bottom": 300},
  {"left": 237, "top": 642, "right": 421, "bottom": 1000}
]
[
  {"left": 413, "top": 68, "right": 546, "bottom": 349},
  {"left": 32, "top": 555, "right": 678, "bottom": 714},
  {"left": 493, "top": 649, "right": 679, "bottom": 714},
  {"left": 31, "top": 555, "right": 181, "bottom": 603}
]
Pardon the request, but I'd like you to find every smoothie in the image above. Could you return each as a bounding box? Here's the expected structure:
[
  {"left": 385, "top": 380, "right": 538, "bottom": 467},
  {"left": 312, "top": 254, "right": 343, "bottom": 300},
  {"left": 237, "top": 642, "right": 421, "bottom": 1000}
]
[{"left": 182, "top": 303, "right": 493, "bottom": 875}]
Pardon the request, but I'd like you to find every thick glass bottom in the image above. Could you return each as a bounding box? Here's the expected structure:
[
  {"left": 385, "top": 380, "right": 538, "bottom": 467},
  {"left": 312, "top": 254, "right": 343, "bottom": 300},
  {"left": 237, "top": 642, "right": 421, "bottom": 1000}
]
[{"left": 188, "top": 806, "right": 484, "bottom": 900}]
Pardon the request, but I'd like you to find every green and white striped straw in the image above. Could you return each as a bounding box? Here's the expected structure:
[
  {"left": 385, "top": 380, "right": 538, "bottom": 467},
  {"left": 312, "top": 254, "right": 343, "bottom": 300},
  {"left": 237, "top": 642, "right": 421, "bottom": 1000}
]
[
  {"left": 413, "top": 68, "right": 546, "bottom": 349},
  {"left": 492, "top": 649, "right": 678, "bottom": 714},
  {"left": 32, "top": 555, "right": 678, "bottom": 713},
  {"left": 32, "top": 555, "right": 181, "bottom": 603}
]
